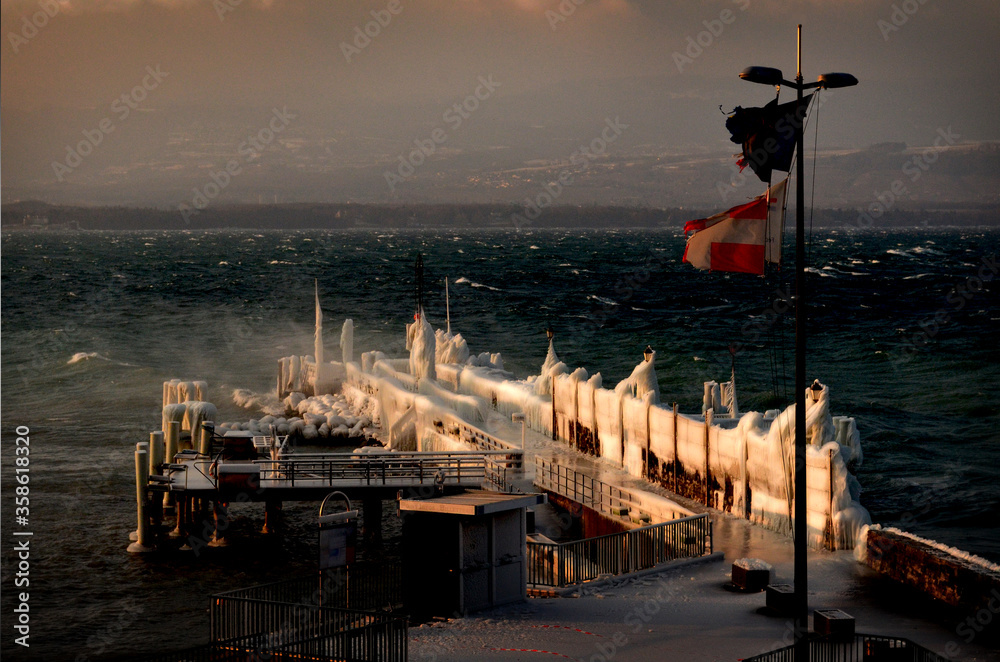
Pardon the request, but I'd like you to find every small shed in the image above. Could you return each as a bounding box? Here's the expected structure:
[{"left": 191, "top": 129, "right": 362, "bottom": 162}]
[{"left": 399, "top": 490, "right": 545, "bottom": 618}]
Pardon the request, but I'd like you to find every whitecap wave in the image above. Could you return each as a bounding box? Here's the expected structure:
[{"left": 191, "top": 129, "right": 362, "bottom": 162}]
[
  {"left": 453, "top": 277, "right": 501, "bottom": 291},
  {"left": 68, "top": 352, "right": 103, "bottom": 365}
]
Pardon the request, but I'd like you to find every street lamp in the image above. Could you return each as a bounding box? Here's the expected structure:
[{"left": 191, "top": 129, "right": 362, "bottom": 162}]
[{"left": 739, "top": 24, "right": 856, "bottom": 660}]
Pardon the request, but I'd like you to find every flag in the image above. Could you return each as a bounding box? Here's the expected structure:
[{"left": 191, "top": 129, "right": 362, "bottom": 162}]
[
  {"left": 726, "top": 95, "right": 812, "bottom": 183},
  {"left": 683, "top": 178, "right": 787, "bottom": 275}
]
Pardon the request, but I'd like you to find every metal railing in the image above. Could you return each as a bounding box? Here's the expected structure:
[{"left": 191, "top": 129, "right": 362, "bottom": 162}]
[
  {"left": 254, "top": 451, "right": 496, "bottom": 488},
  {"left": 484, "top": 461, "right": 525, "bottom": 494},
  {"left": 742, "top": 633, "right": 948, "bottom": 662},
  {"left": 456, "top": 423, "right": 523, "bottom": 468},
  {"left": 208, "top": 598, "right": 407, "bottom": 662},
  {"left": 213, "top": 563, "right": 402, "bottom": 613},
  {"left": 527, "top": 513, "right": 711, "bottom": 587},
  {"left": 146, "top": 564, "right": 407, "bottom": 662},
  {"left": 535, "top": 456, "right": 656, "bottom": 520}
]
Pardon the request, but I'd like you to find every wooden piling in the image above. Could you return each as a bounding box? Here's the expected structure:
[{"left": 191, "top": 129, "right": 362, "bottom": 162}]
[
  {"left": 169, "top": 495, "right": 185, "bottom": 539},
  {"left": 149, "top": 432, "right": 164, "bottom": 527},
  {"left": 127, "top": 443, "right": 153, "bottom": 553},
  {"left": 209, "top": 500, "right": 229, "bottom": 547},
  {"left": 199, "top": 421, "right": 214, "bottom": 456},
  {"left": 263, "top": 499, "right": 282, "bottom": 534},
  {"left": 363, "top": 497, "right": 383, "bottom": 544},
  {"left": 163, "top": 420, "right": 180, "bottom": 514}
]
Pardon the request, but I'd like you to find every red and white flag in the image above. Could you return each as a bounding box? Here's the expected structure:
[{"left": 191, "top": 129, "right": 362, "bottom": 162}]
[{"left": 682, "top": 178, "right": 787, "bottom": 275}]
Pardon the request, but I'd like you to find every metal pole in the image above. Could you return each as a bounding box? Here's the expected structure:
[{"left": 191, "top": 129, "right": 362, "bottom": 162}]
[
  {"left": 445, "top": 277, "right": 451, "bottom": 335},
  {"left": 793, "top": 22, "right": 810, "bottom": 660}
]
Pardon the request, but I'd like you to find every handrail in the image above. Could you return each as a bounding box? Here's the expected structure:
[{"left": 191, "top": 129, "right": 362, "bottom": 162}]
[
  {"left": 526, "top": 512, "right": 712, "bottom": 587},
  {"left": 534, "top": 456, "right": 647, "bottom": 519},
  {"left": 253, "top": 453, "right": 490, "bottom": 488}
]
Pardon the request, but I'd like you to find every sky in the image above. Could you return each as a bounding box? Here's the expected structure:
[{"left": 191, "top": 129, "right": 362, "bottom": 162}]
[{"left": 1, "top": 0, "right": 998, "bottom": 207}]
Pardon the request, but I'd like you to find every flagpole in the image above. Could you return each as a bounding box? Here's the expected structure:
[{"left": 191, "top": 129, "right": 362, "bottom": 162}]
[
  {"left": 793, "top": 22, "right": 809, "bottom": 661},
  {"left": 734, "top": 23, "right": 856, "bottom": 662}
]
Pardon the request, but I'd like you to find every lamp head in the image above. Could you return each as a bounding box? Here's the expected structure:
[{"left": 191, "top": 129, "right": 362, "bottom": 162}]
[
  {"left": 739, "top": 66, "right": 785, "bottom": 86},
  {"left": 818, "top": 72, "right": 858, "bottom": 89}
]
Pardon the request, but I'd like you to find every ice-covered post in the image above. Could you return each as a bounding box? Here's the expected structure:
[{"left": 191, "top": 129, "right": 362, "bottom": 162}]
[
  {"left": 341, "top": 319, "right": 354, "bottom": 364},
  {"left": 672, "top": 403, "right": 679, "bottom": 493},
  {"left": 827, "top": 447, "right": 835, "bottom": 550},
  {"left": 704, "top": 409, "right": 713, "bottom": 505},
  {"left": 512, "top": 412, "right": 526, "bottom": 449},
  {"left": 163, "top": 420, "right": 180, "bottom": 514},
  {"left": 551, "top": 375, "right": 557, "bottom": 440},
  {"left": 128, "top": 443, "right": 152, "bottom": 553},
  {"left": 314, "top": 279, "right": 324, "bottom": 366}
]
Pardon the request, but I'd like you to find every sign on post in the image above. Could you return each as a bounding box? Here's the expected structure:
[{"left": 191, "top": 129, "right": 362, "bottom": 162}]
[{"left": 319, "top": 491, "right": 357, "bottom": 570}]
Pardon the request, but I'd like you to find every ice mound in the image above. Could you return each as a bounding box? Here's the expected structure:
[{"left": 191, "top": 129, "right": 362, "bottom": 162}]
[{"left": 218, "top": 391, "right": 375, "bottom": 441}]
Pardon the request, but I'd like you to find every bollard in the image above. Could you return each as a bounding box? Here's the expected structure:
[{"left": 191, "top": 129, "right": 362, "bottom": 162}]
[{"left": 127, "top": 444, "right": 153, "bottom": 553}]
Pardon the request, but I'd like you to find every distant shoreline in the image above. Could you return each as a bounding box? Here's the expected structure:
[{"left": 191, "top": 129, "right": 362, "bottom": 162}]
[{"left": 3, "top": 201, "right": 998, "bottom": 231}]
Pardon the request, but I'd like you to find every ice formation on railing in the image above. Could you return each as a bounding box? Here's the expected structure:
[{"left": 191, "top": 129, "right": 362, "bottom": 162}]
[{"left": 614, "top": 349, "right": 660, "bottom": 404}]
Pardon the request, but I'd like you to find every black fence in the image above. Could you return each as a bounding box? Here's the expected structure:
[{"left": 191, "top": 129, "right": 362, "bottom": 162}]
[
  {"left": 210, "top": 601, "right": 407, "bottom": 662},
  {"left": 742, "top": 633, "right": 948, "bottom": 662},
  {"left": 211, "top": 563, "right": 403, "bottom": 613},
  {"left": 527, "top": 513, "right": 712, "bottom": 587},
  {"left": 148, "top": 563, "right": 407, "bottom": 662}
]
